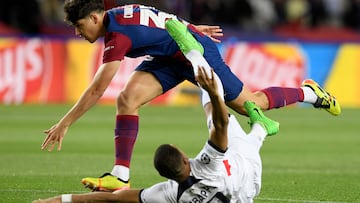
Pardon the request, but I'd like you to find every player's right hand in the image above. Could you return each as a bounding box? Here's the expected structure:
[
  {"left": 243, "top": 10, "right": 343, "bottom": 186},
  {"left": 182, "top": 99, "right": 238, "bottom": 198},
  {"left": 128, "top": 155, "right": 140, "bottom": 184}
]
[
  {"left": 195, "top": 66, "right": 218, "bottom": 96},
  {"left": 42, "top": 123, "right": 68, "bottom": 152}
]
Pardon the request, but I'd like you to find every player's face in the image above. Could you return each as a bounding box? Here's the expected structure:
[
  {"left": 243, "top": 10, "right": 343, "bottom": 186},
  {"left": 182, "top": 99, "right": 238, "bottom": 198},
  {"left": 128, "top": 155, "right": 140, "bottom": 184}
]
[
  {"left": 74, "top": 15, "right": 100, "bottom": 43},
  {"left": 173, "top": 146, "right": 191, "bottom": 179}
]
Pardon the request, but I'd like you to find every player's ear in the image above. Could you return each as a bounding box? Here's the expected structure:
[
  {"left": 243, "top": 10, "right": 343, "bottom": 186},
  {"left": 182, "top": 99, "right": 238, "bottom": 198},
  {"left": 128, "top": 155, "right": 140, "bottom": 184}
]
[
  {"left": 89, "top": 12, "right": 99, "bottom": 24},
  {"left": 183, "top": 156, "right": 189, "bottom": 165},
  {"left": 182, "top": 157, "right": 191, "bottom": 176}
]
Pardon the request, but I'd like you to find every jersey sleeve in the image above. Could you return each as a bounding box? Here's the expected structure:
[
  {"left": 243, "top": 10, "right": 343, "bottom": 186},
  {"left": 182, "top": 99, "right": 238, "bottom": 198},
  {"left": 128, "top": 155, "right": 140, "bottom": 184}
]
[
  {"left": 139, "top": 180, "right": 178, "bottom": 203},
  {"left": 190, "top": 141, "right": 226, "bottom": 182},
  {"left": 103, "top": 32, "right": 132, "bottom": 63}
]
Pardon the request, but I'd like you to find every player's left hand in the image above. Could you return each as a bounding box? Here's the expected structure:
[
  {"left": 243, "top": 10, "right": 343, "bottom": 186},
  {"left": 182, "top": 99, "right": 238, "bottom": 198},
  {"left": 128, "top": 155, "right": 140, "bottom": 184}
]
[{"left": 194, "top": 25, "right": 223, "bottom": 43}]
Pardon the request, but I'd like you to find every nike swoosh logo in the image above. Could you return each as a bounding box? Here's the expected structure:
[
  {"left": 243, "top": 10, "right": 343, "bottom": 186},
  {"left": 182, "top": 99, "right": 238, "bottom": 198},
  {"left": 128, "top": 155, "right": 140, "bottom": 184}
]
[{"left": 253, "top": 108, "right": 260, "bottom": 115}]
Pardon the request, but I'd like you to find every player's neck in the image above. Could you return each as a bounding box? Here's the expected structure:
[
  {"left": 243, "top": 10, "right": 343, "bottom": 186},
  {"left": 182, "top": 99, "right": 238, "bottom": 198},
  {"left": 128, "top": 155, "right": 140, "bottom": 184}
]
[
  {"left": 98, "top": 12, "right": 107, "bottom": 36},
  {"left": 176, "top": 165, "right": 191, "bottom": 183}
]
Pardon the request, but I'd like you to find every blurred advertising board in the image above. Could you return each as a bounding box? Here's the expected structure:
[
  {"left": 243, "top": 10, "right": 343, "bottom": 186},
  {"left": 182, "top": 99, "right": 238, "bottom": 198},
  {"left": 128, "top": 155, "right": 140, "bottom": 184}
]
[
  {"left": 0, "top": 38, "right": 66, "bottom": 104},
  {"left": 0, "top": 37, "right": 358, "bottom": 107}
]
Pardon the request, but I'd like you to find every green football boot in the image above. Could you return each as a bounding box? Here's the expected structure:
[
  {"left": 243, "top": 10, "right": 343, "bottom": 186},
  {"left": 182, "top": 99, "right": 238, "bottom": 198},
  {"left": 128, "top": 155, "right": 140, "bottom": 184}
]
[
  {"left": 165, "top": 18, "right": 204, "bottom": 55},
  {"left": 244, "top": 101, "right": 280, "bottom": 136}
]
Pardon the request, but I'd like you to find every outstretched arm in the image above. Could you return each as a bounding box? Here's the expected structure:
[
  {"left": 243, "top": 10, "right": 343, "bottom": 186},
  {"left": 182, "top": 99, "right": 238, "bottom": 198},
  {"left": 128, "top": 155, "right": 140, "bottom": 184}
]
[
  {"left": 41, "top": 61, "right": 121, "bottom": 151},
  {"left": 32, "top": 189, "right": 140, "bottom": 203},
  {"left": 195, "top": 66, "right": 228, "bottom": 151}
]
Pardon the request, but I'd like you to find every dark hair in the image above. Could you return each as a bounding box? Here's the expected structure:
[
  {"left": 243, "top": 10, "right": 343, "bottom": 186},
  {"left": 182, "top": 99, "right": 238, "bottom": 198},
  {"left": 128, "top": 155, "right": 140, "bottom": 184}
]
[
  {"left": 153, "top": 144, "right": 184, "bottom": 180},
  {"left": 64, "top": 0, "right": 104, "bottom": 25}
]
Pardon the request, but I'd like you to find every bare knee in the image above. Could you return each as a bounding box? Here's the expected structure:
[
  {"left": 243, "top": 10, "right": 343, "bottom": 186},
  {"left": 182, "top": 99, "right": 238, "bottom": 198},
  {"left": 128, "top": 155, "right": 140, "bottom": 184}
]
[
  {"left": 226, "top": 90, "right": 269, "bottom": 115},
  {"left": 116, "top": 91, "right": 141, "bottom": 115},
  {"left": 252, "top": 91, "right": 269, "bottom": 110}
]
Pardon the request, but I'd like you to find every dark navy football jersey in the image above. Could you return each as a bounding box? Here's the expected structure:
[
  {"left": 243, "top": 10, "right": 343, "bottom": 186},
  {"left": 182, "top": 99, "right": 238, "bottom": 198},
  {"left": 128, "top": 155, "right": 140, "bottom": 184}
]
[
  {"left": 101, "top": 4, "right": 244, "bottom": 102},
  {"left": 103, "top": 4, "right": 185, "bottom": 63}
]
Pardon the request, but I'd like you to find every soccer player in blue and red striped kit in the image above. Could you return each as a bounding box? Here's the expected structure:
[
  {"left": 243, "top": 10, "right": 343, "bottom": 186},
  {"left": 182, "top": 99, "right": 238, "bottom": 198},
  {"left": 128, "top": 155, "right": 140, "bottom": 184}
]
[{"left": 41, "top": 0, "right": 341, "bottom": 192}]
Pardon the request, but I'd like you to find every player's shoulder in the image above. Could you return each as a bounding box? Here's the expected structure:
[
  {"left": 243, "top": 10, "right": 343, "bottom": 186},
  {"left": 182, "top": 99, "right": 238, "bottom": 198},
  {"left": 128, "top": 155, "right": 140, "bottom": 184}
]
[
  {"left": 107, "top": 4, "right": 156, "bottom": 15},
  {"left": 105, "top": 4, "right": 153, "bottom": 26},
  {"left": 140, "top": 180, "right": 178, "bottom": 202}
]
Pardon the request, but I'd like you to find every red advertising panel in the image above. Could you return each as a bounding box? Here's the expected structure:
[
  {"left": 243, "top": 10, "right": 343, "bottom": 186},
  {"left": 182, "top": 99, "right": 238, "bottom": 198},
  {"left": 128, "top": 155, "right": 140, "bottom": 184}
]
[
  {"left": 0, "top": 37, "right": 359, "bottom": 107},
  {"left": 224, "top": 43, "right": 306, "bottom": 91},
  {"left": 0, "top": 38, "right": 66, "bottom": 104}
]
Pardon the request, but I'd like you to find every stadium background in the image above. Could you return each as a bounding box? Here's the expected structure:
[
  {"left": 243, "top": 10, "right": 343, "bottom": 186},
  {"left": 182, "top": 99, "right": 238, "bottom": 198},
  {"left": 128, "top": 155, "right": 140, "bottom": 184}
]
[
  {"left": 0, "top": 1, "right": 360, "bottom": 203},
  {"left": 0, "top": 0, "right": 360, "bottom": 107}
]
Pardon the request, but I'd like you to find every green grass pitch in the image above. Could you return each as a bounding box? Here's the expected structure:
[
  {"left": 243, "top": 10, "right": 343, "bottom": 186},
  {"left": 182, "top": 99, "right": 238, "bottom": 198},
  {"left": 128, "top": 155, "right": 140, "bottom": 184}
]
[{"left": 0, "top": 104, "right": 359, "bottom": 202}]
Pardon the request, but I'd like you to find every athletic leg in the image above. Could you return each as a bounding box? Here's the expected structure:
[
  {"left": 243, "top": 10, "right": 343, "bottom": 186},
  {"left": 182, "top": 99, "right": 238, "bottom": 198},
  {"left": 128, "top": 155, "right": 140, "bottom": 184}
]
[
  {"left": 112, "top": 71, "right": 163, "bottom": 181},
  {"left": 82, "top": 57, "right": 190, "bottom": 191},
  {"left": 82, "top": 71, "right": 163, "bottom": 191},
  {"left": 165, "top": 19, "right": 341, "bottom": 116},
  {"left": 226, "top": 85, "right": 304, "bottom": 114}
]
